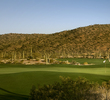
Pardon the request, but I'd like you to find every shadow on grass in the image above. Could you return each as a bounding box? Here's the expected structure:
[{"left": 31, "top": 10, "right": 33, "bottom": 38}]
[
  {"left": 0, "top": 88, "right": 29, "bottom": 100},
  {"left": 101, "top": 79, "right": 109, "bottom": 82}
]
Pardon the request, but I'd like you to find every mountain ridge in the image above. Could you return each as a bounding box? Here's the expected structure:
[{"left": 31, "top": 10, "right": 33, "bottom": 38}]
[{"left": 0, "top": 24, "right": 110, "bottom": 56}]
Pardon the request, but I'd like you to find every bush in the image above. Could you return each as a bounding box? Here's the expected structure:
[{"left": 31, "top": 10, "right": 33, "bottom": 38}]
[
  {"left": 71, "top": 60, "right": 77, "bottom": 64},
  {"left": 0, "top": 61, "right": 4, "bottom": 64},
  {"left": 53, "top": 60, "right": 60, "bottom": 64},
  {"left": 6, "top": 61, "right": 12, "bottom": 64},
  {"left": 83, "top": 62, "right": 88, "bottom": 65},
  {"left": 27, "top": 56, "right": 33, "bottom": 60},
  {"left": 20, "top": 60, "right": 24, "bottom": 64},
  {"left": 59, "top": 61, "right": 67, "bottom": 64},
  {"left": 49, "top": 58, "right": 54, "bottom": 63},
  {"left": 35, "top": 63, "right": 44, "bottom": 65},
  {"left": 29, "top": 77, "right": 102, "bottom": 100},
  {"left": 102, "top": 80, "right": 110, "bottom": 90},
  {"left": 36, "top": 58, "right": 39, "bottom": 61},
  {"left": 13, "top": 60, "right": 21, "bottom": 64}
]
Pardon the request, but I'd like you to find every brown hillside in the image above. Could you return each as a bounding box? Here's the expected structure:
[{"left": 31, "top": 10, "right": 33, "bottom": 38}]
[{"left": 0, "top": 24, "right": 110, "bottom": 55}]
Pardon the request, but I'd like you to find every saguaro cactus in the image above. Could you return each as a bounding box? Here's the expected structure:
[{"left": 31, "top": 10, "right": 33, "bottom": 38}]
[
  {"left": 45, "top": 53, "right": 50, "bottom": 64},
  {"left": 108, "top": 52, "right": 110, "bottom": 62},
  {"left": 11, "top": 51, "right": 14, "bottom": 61},
  {"left": 23, "top": 51, "right": 24, "bottom": 59},
  {"left": 45, "top": 54, "right": 48, "bottom": 64},
  {"left": 1, "top": 52, "right": 3, "bottom": 58},
  {"left": 14, "top": 51, "right": 16, "bottom": 60},
  {"left": 18, "top": 52, "right": 21, "bottom": 59},
  {"left": 31, "top": 46, "right": 33, "bottom": 57}
]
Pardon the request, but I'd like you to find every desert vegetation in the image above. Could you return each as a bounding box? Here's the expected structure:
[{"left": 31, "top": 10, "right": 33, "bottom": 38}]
[
  {"left": 30, "top": 76, "right": 110, "bottom": 100},
  {"left": 0, "top": 24, "right": 110, "bottom": 61}
]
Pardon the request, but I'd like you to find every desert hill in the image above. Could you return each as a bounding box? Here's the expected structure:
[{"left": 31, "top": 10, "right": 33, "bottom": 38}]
[{"left": 0, "top": 24, "right": 110, "bottom": 58}]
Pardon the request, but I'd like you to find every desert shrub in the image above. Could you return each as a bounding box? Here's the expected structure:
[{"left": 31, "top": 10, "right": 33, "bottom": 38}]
[
  {"left": 29, "top": 77, "right": 102, "bottom": 100},
  {"left": 64, "top": 60, "right": 70, "bottom": 64},
  {"left": 34, "top": 52, "right": 42, "bottom": 59},
  {"left": 36, "top": 58, "right": 39, "bottom": 61},
  {"left": 35, "top": 63, "right": 44, "bottom": 65},
  {"left": 49, "top": 58, "right": 54, "bottom": 63},
  {"left": 0, "top": 61, "right": 4, "bottom": 64},
  {"left": 50, "top": 54, "right": 57, "bottom": 58},
  {"left": 0, "top": 60, "right": 2, "bottom": 64},
  {"left": 83, "top": 62, "right": 88, "bottom": 65},
  {"left": 27, "top": 58, "right": 30, "bottom": 60},
  {"left": 6, "top": 61, "right": 12, "bottom": 64},
  {"left": 13, "top": 60, "right": 20, "bottom": 64},
  {"left": 53, "top": 60, "right": 60, "bottom": 64},
  {"left": 102, "top": 80, "right": 110, "bottom": 90},
  {"left": 103, "top": 56, "right": 107, "bottom": 59},
  {"left": 41, "top": 59, "right": 46, "bottom": 62},
  {"left": 59, "top": 61, "right": 67, "bottom": 64},
  {"left": 20, "top": 60, "right": 24, "bottom": 63},
  {"left": 76, "top": 62, "right": 81, "bottom": 65},
  {"left": 71, "top": 60, "right": 77, "bottom": 64},
  {"left": 27, "top": 56, "right": 33, "bottom": 60},
  {"left": 101, "top": 80, "right": 110, "bottom": 99}
]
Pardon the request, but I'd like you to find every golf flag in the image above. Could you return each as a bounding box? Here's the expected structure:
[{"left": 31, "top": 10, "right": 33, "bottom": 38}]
[{"left": 103, "top": 60, "right": 106, "bottom": 63}]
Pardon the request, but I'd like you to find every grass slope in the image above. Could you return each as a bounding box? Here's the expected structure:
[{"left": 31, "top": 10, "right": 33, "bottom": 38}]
[{"left": 0, "top": 58, "right": 110, "bottom": 99}]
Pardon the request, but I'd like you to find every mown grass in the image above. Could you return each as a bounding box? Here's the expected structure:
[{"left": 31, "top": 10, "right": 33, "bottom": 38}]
[
  {"left": 0, "top": 71, "right": 110, "bottom": 95},
  {"left": 0, "top": 58, "right": 110, "bottom": 99},
  {"left": 57, "top": 58, "right": 109, "bottom": 65}
]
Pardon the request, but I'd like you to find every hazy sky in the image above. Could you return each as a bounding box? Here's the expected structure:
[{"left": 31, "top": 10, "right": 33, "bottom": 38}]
[{"left": 0, "top": 0, "right": 110, "bottom": 34}]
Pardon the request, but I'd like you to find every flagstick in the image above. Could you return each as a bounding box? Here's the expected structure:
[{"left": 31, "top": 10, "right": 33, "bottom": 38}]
[{"left": 103, "top": 60, "right": 106, "bottom": 73}]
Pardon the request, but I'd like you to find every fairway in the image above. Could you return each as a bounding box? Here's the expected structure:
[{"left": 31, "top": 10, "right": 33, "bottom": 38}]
[
  {"left": 0, "top": 58, "right": 110, "bottom": 100},
  {"left": 0, "top": 67, "right": 110, "bottom": 76}
]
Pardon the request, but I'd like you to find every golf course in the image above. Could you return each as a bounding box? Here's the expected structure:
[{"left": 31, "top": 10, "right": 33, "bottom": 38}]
[{"left": 0, "top": 58, "right": 110, "bottom": 100}]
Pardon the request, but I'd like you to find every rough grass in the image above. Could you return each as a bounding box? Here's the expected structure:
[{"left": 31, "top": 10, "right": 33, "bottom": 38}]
[{"left": 0, "top": 58, "right": 110, "bottom": 99}]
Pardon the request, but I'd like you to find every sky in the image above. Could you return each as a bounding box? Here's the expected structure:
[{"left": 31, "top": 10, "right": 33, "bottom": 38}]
[{"left": 0, "top": 0, "right": 110, "bottom": 34}]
